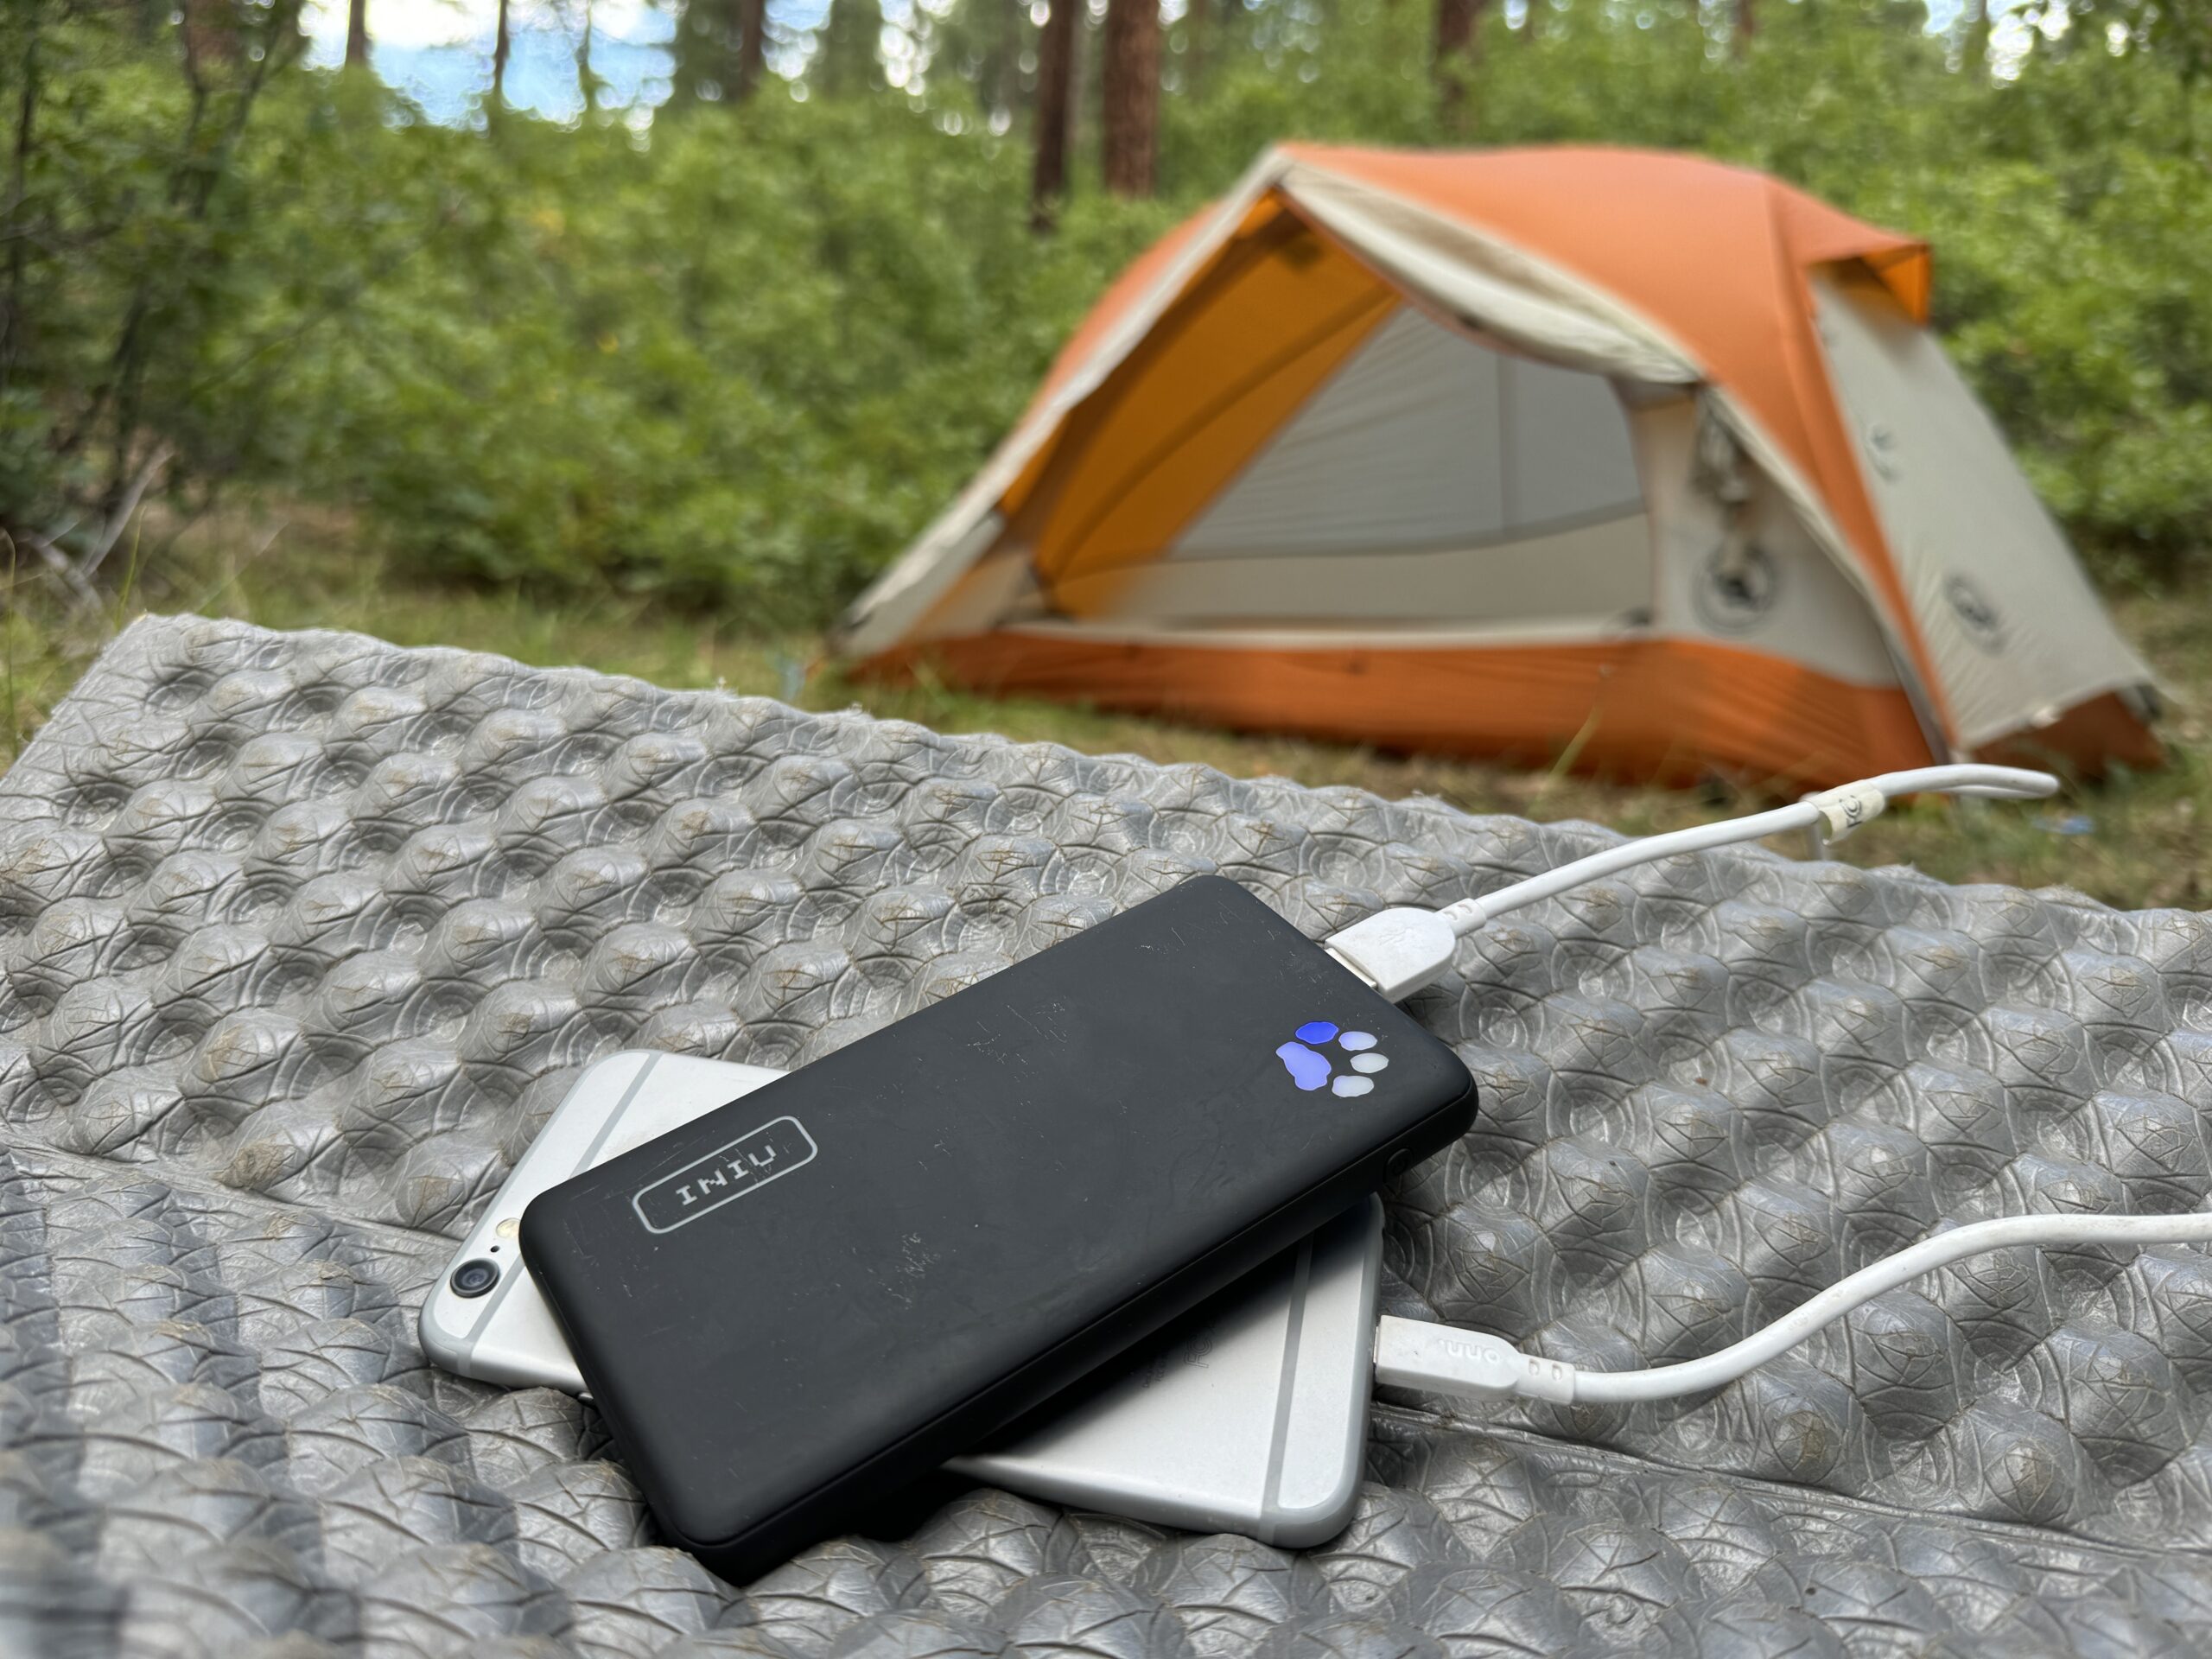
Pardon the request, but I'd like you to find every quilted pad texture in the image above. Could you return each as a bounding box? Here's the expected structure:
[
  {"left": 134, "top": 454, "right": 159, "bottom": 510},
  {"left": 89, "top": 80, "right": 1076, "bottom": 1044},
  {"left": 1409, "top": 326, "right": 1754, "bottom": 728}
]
[{"left": 3, "top": 613, "right": 2211, "bottom": 1658}]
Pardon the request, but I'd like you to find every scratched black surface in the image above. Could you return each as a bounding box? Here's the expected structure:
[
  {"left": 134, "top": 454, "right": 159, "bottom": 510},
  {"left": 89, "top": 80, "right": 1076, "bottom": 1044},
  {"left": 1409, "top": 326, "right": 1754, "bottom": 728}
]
[
  {"left": 3, "top": 613, "right": 2211, "bottom": 1656},
  {"left": 519, "top": 874, "right": 1465, "bottom": 1575}
]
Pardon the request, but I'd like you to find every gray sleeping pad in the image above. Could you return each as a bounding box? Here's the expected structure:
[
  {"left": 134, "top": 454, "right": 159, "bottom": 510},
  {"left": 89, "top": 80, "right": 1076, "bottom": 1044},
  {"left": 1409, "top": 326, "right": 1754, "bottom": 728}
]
[{"left": 3, "top": 613, "right": 2210, "bottom": 1658}]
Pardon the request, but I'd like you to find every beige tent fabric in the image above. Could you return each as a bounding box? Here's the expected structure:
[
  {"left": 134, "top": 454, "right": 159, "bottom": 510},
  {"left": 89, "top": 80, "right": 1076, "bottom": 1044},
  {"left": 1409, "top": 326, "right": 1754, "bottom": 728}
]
[
  {"left": 1052, "top": 520, "right": 1656, "bottom": 630},
  {"left": 1811, "top": 270, "right": 2158, "bottom": 748},
  {"left": 1164, "top": 304, "right": 1645, "bottom": 569},
  {"left": 1634, "top": 394, "right": 1904, "bottom": 689},
  {"left": 1275, "top": 162, "right": 1700, "bottom": 385}
]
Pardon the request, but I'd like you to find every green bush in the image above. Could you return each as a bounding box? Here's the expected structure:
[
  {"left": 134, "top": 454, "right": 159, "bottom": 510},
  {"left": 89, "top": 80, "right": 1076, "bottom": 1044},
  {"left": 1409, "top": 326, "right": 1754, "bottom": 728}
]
[
  {"left": 244, "top": 96, "right": 1174, "bottom": 621},
  {"left": 4, "top": 0, "right": 2210, "bottom": 625}
]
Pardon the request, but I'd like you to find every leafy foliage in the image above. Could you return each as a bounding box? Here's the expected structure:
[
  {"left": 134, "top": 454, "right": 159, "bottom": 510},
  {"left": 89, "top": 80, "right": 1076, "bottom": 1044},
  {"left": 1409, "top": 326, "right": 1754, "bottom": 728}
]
[
  {"left": 2, "top": 0, "right": 2209, "bottom": 624},
  {"left": 255, "top": 97, "right": 1173, "bottom": 620},
  {"left": 0, "top": 0, "right": 311, "bottom": 575}
]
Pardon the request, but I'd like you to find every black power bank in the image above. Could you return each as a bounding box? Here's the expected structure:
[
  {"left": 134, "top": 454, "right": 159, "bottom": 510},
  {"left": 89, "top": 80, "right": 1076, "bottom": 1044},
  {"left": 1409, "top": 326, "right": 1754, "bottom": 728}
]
[{"left": 521, "top": 874, "right": 1474, "bottom": 1580}]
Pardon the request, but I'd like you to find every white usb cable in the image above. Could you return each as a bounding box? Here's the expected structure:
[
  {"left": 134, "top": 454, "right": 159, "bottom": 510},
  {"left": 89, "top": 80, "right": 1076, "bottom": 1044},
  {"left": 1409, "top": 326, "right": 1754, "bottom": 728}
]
[
  {"left": 1324, "top": 764, "right": 2059, "bottom": 1000},
  {"left": 1374, "top": 1211, "right": 2212, "bottom": 1405},
  {"left": 1330, "top": 762, "right": 2118, "bottom": 1408}
]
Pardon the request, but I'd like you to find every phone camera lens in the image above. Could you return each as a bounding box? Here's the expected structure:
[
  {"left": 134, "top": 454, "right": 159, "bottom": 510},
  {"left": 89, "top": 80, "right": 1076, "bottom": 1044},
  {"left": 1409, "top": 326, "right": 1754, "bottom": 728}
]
[{"left": 449, "top": 1258, "right": 500, "bottom": 1299}]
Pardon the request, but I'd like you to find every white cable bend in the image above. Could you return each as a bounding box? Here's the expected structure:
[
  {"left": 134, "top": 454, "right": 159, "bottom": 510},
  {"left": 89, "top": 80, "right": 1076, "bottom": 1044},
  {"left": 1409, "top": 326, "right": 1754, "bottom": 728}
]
[
  {"left": 1435, "top": 798, "right": 1818, "bottom": 934},
  {"left": 1827, "top": 764, "right": 2061, "bottom": 803},
  {"left": 1323, "top": 765, "right": 2056, "bottom": 1001},
  {"left": 1435, "top": 764, "right": 2056, "bottom": 937},
  {"left": 1378, "top": 1211, "right": 2212, "bottom": 1408}
]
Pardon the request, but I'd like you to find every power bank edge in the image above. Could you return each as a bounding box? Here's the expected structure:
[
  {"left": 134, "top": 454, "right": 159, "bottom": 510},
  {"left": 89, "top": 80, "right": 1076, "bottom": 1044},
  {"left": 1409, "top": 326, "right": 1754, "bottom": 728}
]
[
  {"left": 530, "top": 1075, "right": 1471, "bottom": 1578},
  {"left": 520, "top": 875, "right": 1477, "bottom": 1578}
]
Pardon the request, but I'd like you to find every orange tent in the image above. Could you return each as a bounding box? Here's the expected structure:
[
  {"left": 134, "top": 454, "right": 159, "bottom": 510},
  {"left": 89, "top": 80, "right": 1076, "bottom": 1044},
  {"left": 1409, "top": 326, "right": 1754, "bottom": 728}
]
[{"left": 836, "top": 145, "right": 2159, "bottom": 786}]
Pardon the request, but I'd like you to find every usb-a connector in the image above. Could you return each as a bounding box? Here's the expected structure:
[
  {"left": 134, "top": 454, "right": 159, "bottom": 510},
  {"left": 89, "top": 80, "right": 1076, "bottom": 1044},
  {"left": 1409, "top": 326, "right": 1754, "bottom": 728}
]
[
  {"left": 1325, "top": 766, "right": 2058, "bottom": 1007},
  {"left": 1325, "top": 906, "right": 1462, "bottom": 1002}
]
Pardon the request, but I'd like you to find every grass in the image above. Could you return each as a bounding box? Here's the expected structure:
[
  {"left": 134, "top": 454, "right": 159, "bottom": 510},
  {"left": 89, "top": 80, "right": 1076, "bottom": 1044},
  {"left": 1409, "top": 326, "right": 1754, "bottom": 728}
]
[{"left": 7, "top": 504, "right": 2209, "bottom": 912}]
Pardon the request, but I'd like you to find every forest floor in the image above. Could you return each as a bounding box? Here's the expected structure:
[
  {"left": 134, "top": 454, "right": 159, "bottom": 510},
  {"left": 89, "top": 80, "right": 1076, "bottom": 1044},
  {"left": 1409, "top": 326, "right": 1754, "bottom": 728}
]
[{"left": 7, "top": 506, "right": 2208, "bottom": 913}]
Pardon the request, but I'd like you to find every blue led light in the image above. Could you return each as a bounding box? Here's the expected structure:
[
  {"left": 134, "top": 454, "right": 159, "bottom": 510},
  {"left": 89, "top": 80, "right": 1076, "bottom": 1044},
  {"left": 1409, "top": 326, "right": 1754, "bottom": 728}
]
[
  {"left": 1276, "top": 1041, "right": 1332, "bottom": 1090},
  {"left": 1281, "top": 1021, "right": 1388, "bottom": 1096}
]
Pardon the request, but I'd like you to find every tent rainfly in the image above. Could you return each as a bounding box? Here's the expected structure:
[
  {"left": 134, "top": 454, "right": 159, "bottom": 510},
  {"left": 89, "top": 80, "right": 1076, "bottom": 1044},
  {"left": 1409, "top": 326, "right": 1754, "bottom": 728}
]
[{"left": 835, "top": 145, "right": 2160, "bottom": 786}]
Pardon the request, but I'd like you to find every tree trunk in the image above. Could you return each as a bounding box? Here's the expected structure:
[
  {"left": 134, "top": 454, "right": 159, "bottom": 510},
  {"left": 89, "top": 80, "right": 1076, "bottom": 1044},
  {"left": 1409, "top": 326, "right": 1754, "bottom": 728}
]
[
  {"left": 1433, "top": 0, "right": 1481, "bottom": 124},
  {"left": 492, "top": 0, "right": 512, "bottom": 106},
  {"left": 1434, "top": 0, "right": 1475, "bottom": 61},
  {"left": 346, "top": 0, "right": 370, "bottom": 67},
  {"left": 181, "top": 0, "right": 242, "bottom": 67},
  {"left": 988, "top": 0, "right": 1023, "bottom": 124},
  {"left": 817, "top": 0, "right": 884, "bottom": 99},
  {"left": 580, "top": 0, "right": 599, "bottom": 110},
  {"left": 735, "top": 0, "right": 767, "bottom": 99},
  {"left": 1101, "top": 0, "right": 1160, "bottom": 198},
  {"left": 1031, "top": 0, "right": 1074, "bottom": 229},
  {"left": 671, "top": 0, "right": 740, "bottom": 104},
  {"left": 1732, "top": 0, "right": 1754, "bottom": 58},
  {"left": 1962, "top": 0, "right": 1989, "bottom": 70},
  {"left": 1, "top": 25, "right": 38, "bottom": 399}
]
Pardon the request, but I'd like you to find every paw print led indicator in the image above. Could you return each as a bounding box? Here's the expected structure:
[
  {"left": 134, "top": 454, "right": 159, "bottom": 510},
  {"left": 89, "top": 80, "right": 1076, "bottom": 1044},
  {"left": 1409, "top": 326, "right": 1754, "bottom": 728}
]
[
  {"left": 1274, "top": 1041, "right": 1332, "bottom": 1091},
  {"left": 1276, "top": 1020, "right": 1390, "bottom": 1096}
]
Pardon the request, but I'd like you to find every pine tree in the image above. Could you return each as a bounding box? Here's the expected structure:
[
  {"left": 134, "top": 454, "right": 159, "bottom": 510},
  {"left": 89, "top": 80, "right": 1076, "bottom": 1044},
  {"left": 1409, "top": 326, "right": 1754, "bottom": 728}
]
[
  {"left": 816, "top": 0, "right": 886, "bottom": 99},
  {"left": 1101, "top": 0, "right": 1159, "bottom": 197},
  {"left": 1031, "top": 0, "right": 1075, "bottom": 226}
]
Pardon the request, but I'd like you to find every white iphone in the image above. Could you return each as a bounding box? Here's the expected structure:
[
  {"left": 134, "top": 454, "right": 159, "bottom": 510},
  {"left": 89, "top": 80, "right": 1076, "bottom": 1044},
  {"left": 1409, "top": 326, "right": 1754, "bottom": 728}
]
[{"left": 420, "top": 1051, "right": 1383, "bottom": 1546}]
